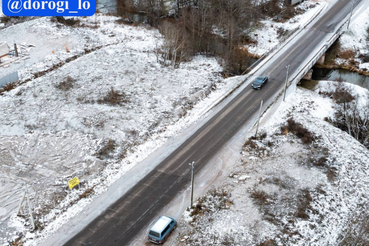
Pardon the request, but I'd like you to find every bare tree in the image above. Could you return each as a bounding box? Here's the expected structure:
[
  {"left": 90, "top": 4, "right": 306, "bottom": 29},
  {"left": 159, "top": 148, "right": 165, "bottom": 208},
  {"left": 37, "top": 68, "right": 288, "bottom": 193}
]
[
  {"left": 157, "top": 20, "right": 189, "bottom": 67},
  {"left": 329, "top": 85, "right": 369, "bottom": 148},
  {"left": 338, "top": 202, "right": 369, "bottom": 245}
]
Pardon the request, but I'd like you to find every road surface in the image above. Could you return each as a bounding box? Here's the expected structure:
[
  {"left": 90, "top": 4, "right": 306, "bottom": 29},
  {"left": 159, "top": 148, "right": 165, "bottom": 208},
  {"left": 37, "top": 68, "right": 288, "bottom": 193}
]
[{"left": 65, "top": 0, "right": 361, "bottom": 245}]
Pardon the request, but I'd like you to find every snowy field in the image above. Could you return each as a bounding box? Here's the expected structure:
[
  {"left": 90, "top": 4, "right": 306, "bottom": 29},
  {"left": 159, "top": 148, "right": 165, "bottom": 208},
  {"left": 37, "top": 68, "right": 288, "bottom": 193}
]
[
  {"left": 179, "top": 81, "right": 369, "bottom": 245},
  {"left": 0, "top": 15, "right": 230, "bottom": 245}
]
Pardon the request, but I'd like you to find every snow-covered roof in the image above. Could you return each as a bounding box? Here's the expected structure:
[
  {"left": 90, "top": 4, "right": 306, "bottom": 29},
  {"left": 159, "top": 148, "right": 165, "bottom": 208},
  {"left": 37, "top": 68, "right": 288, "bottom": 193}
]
[{"left": 150, "top": 216, "right": 172, "bottom": 233}]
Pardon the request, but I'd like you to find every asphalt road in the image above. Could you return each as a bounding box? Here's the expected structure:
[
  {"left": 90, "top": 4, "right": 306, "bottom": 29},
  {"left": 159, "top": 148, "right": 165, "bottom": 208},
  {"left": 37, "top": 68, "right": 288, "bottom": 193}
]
[{"left": 65, "top": 1, "right": 361, "bottom": 245}]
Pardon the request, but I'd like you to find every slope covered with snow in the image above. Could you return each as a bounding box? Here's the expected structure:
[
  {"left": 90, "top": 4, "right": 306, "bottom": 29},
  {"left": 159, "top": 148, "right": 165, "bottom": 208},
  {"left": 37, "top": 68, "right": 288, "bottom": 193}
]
[{"left": 179, "top": 82, "right": 369, "bottom": 245}]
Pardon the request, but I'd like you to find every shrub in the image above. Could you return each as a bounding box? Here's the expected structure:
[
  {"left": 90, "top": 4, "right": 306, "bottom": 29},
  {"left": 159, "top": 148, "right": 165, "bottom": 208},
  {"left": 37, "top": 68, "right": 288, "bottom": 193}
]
[
  {"left": 224, "top": 47, "right": 255, "bottom": 75},
  {"left": 359, "top": 53, "right": 369, "bottom": 63},
  {"left": 332, "top": 85, "right": 354, "bottom": 103},
  {"left": 250, "top": 189, "right": 274, "bottom": 206},
  {"left": 97, "top": 88, "right": 130, "bottom": 106},
  {"left": 95, "top": 139, "right": 116, "bottom": 159},
  {"left": 262, "top": 176, "right": 294, "bottom": 190},
  {"left": 315, "top": 156, "right": 327, "bottom": 167},
  {"left": 51, "top": 16, "right": 80, "bottom": 26},
  {"left": 326, "top": 168, "right": 336, "bottom": 182},
  {"left": 257, "top": 239, "right": 278, "bottom": 246},
  {"left": 338, "top": 202, "right": 369, "bottom": 245},
  {"left": 282, "top": 118, "right": 314, "bottom": 144},
  {"left": 243, "top": 136, "right": 257, "bottom": 148},
  {"left": 0, "top": 16, "right": 11, "bottom": 24},
  {"left": 0, "top": 81, "right": 18, "bottom": 94},
  {"left": 338, "top": 49, "right": 356, "bottom": 59},
  {"left": 294, "top": 189, "right": 312, "bottom": 220},
  {"left": 259, "top": 132, "right": 267, "bottom": 140},
  {"left": 55, "top": 76, "right": 76, "bottom": 91}
]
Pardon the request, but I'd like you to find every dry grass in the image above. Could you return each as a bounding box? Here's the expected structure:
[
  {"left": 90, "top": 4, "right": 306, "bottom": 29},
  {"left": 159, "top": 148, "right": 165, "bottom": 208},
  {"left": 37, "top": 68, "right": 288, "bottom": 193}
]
[
  {"left": 0, "top": 81, "right": 18, "bottom": 94},
  {"left": 50, "top": 16, "right": 80, "bottom": 27},
  {"left": 95, "top": 139, "right": 116, "bottom": 159},
  {"left": 257, "top": 239, "right": 278, "bottom": 246},
  {"left": 281, "top": 118, "right": 314, "bottom": 144},
  {"left": 338, "top": 49, "right": 356, "bottom": 60},
  {"left": 55, "top": 76, "right": 76, "bottom": 91},
  {"left": 97, "top": 88, "right": 130, "bottom": 106},
  {"left": 250, "top": 189, "right": 274, "bottom": 206},
  {"left": 294, "top": 189, "right": 312, "bottom": 220}
]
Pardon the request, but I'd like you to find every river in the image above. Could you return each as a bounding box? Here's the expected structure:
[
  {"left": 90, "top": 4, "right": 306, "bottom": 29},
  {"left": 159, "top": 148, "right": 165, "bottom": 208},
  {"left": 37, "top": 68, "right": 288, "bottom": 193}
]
[{"left": 312, "top": 68, "right": 369, "bottom": 90}]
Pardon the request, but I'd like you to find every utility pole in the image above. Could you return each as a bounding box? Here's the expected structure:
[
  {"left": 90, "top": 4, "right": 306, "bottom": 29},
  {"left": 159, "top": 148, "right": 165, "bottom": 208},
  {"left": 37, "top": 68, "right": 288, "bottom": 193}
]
[
  {"left": 189, "top": 161, "right": 195, "bottom": 208},
  {"left": 255, "top": 100, "right": 263, "bottom": 138},
  {"left": 25, "top": 184, "right": 35, "bottom": 230},
  {"left": 284, "top": 65, "right": 290, "bottom": 102},
  {"left": 17, "top": 184, "right": 35, "bottom": 231}
]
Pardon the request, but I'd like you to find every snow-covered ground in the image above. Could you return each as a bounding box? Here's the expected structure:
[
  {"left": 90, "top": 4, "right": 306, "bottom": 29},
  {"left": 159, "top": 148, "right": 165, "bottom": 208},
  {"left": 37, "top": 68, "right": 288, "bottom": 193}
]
[
  {"left": 246, "top": 1, "right": 325, "bottom": 56},
  {"left": 1, "top": 0, "right": 366, "bottom": 245},
  {"left": 0, "top": 15, "right": 232, "bottom": 245},
  {"left": 179, "top": 81, "right": 369, "bottom": 245}
]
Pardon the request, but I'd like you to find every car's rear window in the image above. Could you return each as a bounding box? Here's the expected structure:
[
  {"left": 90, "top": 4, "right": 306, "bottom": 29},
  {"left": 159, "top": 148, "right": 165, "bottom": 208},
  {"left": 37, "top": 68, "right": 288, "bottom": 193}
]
[{"left": 149, "top": 230, "right": 160, "bottom": 238}]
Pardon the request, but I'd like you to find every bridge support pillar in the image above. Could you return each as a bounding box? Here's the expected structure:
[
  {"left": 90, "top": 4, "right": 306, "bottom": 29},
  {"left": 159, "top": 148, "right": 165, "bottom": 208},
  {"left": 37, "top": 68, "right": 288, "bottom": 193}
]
[
  {"left": 303, "top": 69, "right": 314, "bottom": 80},
  {"left": 316, "top": 53, "right": 326, "bottom": 65}
]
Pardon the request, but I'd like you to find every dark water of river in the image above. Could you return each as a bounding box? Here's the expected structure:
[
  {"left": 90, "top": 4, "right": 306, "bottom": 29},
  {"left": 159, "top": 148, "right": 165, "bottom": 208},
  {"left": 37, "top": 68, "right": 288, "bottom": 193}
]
[
  {"left": 97, "top": 0, "right": 117, "bottom": 14},
  {"left": 312, "top": 68, "right": 369, "bottom": 90}
]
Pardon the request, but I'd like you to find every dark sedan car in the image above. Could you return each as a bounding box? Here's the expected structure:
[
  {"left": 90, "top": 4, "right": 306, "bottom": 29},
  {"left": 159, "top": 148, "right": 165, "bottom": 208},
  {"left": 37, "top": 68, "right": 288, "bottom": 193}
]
[{"left": 252, "top": 76, "right": 268, "bottom": 90}]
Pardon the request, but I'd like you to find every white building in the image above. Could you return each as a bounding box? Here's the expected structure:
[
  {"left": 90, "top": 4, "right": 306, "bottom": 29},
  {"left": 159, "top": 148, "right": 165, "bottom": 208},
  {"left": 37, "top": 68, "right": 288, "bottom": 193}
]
[{"left": 0, "top": 41, "right": 10, "bottom": 58}]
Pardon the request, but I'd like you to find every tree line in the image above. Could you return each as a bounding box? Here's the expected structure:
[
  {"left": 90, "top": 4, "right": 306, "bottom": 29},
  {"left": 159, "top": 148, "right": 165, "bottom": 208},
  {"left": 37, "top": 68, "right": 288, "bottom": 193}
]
[{"left": 117, "top": 0, "right": 296, "bottom": 74}]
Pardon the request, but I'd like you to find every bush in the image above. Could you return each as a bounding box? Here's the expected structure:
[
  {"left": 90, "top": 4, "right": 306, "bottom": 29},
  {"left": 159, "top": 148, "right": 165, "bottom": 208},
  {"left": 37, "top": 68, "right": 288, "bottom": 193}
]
[
  {"left": 97, "top": 88, "right": 130, "bottom": 106},
  {"left": 95, "top": 139, "right": 116, "bottom": 159},
  {"left": 326, "top": 168, "right": 336, "bottom": 182},
  {"left": 338, "top": 202, "right": 369, "bottom": 245},
  {"left": 224, "top": 47, "right": 255, "bottom": 75},
  {"left": 0, "top": 81, "right": 18, "bottom": 94},
  {"left": 55, "top": 76, "right": 76, "bottom": 91},
  {"left": 294, "top": 189, "right": 312, "bottom": 219},
  {"left": 338, "top": 49, "right": 356, "bottom": 59},
  {"left": 359, "top": 53, "right": 369, "bottom": 63},
  {"left": 333, "top": 85, "right": 354, "bottom": 103},
  {"left": 0, "top": 16, "right": 11, "bottom": 24},
  {"left": 257, "top": 239, "right": 278, "bottom": 246},
  {"left": 51, "top": 16, "right": 80, "bottom": 26},
  {"left": 281, "top": 118, "right": 314, "bottom": 144},
  {"left": 250, "top": 189, "right": 274, "bottom": 206},
  {"left": 243, "top": 136, "right": 257, "bottom": 148}
]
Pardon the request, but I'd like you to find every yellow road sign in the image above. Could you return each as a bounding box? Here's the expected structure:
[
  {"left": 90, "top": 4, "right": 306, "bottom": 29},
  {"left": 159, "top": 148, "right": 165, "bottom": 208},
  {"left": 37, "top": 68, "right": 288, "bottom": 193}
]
[{"left": 68, "top": 176, "right": 80, "bottom": 190}]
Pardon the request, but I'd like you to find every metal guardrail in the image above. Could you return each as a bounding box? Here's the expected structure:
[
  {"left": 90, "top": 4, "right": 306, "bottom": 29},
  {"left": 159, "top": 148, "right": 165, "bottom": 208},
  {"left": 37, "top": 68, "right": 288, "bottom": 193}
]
[
  {"left": 253, "top": 11, "right": 352, "bottom": 131},
  {"left": 289, "top": 19, "right": 349, "bottom": 87},
  {"left": 243, "top": 2, "right": 327, "bottom": 77},
  {"left": 202, "top": 3, "right": 328, "bottom": 115}
]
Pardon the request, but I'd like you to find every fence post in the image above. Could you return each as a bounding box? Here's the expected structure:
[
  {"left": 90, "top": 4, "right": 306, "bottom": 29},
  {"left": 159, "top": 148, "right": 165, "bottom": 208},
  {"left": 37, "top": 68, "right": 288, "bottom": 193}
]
[{"left": 14, "top": 43, "right": 19, "bottom": 57}]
